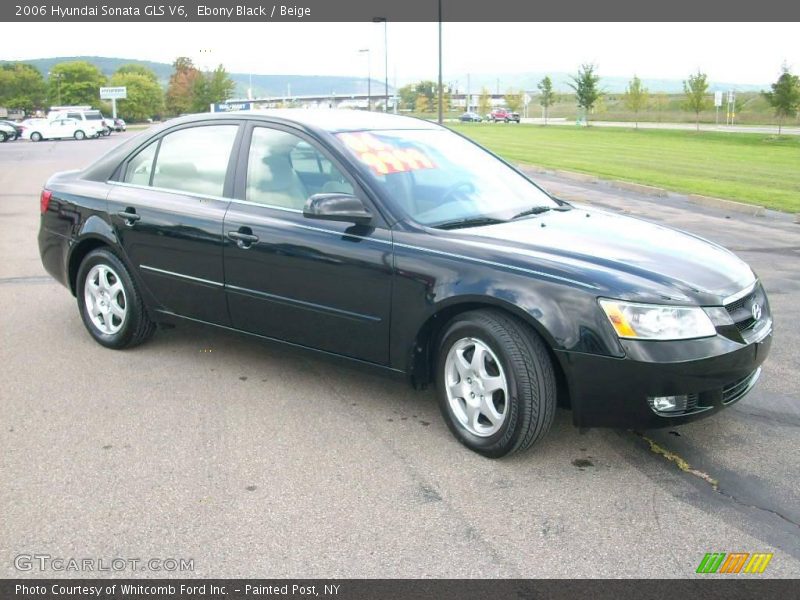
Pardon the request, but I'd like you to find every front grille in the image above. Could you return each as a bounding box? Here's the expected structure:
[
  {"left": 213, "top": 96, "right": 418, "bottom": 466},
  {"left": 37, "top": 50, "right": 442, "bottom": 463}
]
[
  {"left": 725, "top": 290, "right": 756, "bottom": 313},
  {"left": 723, "top": 284, "right": 766, "bottom": 335},
  {"left": 722, "top": 368, "right": 761, "bottom": 405}
]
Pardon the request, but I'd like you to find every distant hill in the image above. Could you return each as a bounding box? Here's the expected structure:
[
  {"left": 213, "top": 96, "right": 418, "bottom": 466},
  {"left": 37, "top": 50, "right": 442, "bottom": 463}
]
[
  {"left": 3, "top": 56, "right": 391, "bottom": 98},
  {"left": 4, "top": 57, "right": 769, "bottom": 97}
]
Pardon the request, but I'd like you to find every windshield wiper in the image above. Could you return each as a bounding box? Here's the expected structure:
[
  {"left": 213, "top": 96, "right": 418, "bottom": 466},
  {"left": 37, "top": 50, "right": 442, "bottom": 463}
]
[
  {"left": 510, "top": 204, "right": 571, "bottom": 220},
  {"left": 432, "top": 216, "right": 507, "bottom": 230}
]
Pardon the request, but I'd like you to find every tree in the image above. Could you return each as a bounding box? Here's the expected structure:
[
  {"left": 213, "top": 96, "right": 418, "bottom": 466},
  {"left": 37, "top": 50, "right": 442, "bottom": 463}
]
[
  {"left": 187, "top": 64, "right": 236, "bottom": 113},
  {"left": 414, "top": 94, "right": 430, "bottom": 114},
  {"left": 763, "top": 64, "right": 800, "bottom": 135},
  {"left": 397, "top": 83, "right": 417, "bottom": 110},
  {"left": 0, "top": 63, "right": 47, "bottom": 113},
  {"left": 478, "top": 87, "right": 492, "bottom": 117},
  {"left": 623, "top": 75, "right": 649, "bottom": 129},
  {"left": 115, "top": 63, "right": 159, "bottom": 83},
  {"left": 505, "top": 88, "right": 523, "bottom": 113},
  {"left": 47, "top": 61, "right": 107, "bottom": 107},
  {"left": 568, "top": 64, "right": 602, "bottom": 124},
  {"left": 166, "top": 57, "right": 201, "bottom": 116},
  {"left": 537, "top": 76, "right": 555, "bottom": 125},
  {"left": 110, "top": 69, "right": 163, "bottom": 122},
  {"left": 683, "top": 70, "right": 711, "bottom": 131}
]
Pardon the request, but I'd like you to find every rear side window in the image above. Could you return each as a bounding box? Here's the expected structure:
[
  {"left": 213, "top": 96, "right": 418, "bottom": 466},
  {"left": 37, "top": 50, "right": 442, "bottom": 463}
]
[
  {"left": 124, "top": 141, "right": 158, "bottom": 186},
  {"left": 151, "top": 125, "right": 238, "bottom": 197}
]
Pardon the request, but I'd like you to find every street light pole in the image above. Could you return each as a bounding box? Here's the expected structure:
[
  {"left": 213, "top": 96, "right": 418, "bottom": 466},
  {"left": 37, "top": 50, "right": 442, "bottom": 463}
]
[
  {"left": 437, "top": 0, "right": 443, "bottom": 124},
  {"left": 373, "top": 17, "right": 389, "bottom": 112},
  {"left": 358, "top": 48, "right": 371, "bottom": 111}
]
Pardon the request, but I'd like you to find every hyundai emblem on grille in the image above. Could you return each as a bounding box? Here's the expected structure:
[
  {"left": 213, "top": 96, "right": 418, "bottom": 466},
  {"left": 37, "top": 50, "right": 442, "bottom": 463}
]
[{"left": 752, "top": 303, "right": 762, "bottom": 321}]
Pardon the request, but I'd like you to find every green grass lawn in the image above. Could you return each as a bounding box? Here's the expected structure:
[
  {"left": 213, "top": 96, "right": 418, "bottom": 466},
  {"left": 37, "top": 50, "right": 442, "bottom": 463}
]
[{"left": 450, "top": 124, "right": 800, "bottom": 213}]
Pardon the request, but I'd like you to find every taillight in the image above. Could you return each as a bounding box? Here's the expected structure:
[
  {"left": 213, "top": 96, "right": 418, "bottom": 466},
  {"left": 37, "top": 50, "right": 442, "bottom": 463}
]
[{"left": 40, "top": 189, "right": 52, "bottom": 214}]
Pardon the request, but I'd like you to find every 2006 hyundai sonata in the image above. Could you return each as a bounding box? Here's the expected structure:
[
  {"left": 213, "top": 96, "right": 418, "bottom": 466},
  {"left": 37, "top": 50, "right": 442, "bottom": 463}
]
[{"left": 38, "top": 110, "right": 773, "bottom": 457}]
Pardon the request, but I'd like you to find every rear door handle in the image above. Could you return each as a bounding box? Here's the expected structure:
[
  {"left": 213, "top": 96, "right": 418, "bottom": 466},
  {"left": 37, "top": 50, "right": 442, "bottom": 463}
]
[
  {"left": 227, "top": 230, "right": 259, "bottom": 249},
  {"left": 116, "top": 209, "right": 141, "bottom": 225}
]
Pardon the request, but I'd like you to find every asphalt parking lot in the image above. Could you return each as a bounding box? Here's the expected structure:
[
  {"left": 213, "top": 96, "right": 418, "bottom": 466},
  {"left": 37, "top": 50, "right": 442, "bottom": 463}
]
[{"left": 1, "top": 131, "right": 798, "bottom": 578}]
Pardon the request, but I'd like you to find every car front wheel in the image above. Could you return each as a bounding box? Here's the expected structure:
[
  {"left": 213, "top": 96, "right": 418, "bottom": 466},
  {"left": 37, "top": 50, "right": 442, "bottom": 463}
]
[
  {"left": 74, "top": 130, "right": 85, "bottom": 140},
  {"left": 77, "top": 248, "right": 155, "bottom": 349},
  {"left": 435, "top": 309, "right": 556, "bottom": 458}
]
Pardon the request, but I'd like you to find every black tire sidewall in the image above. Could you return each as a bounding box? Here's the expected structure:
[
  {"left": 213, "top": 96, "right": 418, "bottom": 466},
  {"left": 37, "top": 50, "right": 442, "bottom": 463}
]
[
  {"left": 76, "top": 249, "right": 143, "bottom": 349},
  {"left": 435, "top": 318, "right": 526, "bottom": 457}
]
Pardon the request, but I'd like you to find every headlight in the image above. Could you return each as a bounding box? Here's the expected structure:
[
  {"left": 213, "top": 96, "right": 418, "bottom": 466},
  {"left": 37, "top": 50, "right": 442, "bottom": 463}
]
[{"left": 599, "top": 299, "right": 716, "bottom": 341}]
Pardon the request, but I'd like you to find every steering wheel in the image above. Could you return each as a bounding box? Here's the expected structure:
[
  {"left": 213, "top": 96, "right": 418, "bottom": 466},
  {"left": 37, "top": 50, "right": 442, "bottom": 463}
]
[{"left": 440, "top": 181, "right": 476, "bottom": 205}]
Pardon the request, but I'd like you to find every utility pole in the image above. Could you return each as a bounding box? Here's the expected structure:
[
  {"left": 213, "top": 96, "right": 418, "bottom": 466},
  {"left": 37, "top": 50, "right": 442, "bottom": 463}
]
[
  {"left": 359, "top": 48, "right": 371, "bottom": 111},
  {"left": 373, "top": 17, "right": 389, "bottom": 112},
  {"left": 437, "top": 0, "right": 443, "bottom": 124}
]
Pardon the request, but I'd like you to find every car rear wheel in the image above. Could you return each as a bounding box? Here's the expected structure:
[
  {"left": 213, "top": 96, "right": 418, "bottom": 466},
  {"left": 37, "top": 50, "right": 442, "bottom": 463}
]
[
  {"left": 435, "top": 309, "right": 556, "bottom": 457},
  {"left": 74, "top": 130, "right": 86, "bottom": 141},
  {"left": 0, "top": 132, "right": 7, "bottom": 142},
  {"left": 77, "top": 249, "right": 155, "bottom": 349},
  {"left": 30, "top": 132, "right": 42, "bottom": 142}
]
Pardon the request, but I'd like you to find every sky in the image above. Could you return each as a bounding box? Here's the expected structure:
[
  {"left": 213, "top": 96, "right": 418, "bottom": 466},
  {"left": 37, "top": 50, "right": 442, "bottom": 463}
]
[{"left": 3, "top": 22, "right": 798, "bottom": 86}]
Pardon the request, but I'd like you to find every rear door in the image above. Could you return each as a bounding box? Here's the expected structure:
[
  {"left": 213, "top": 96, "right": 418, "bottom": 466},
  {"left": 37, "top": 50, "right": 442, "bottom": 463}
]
[
  {"left": 222, "top": 122, "right": 393, "bottom": 364},
  {"left": 107, "top": 121, "right": 242, "bottom": 324}
]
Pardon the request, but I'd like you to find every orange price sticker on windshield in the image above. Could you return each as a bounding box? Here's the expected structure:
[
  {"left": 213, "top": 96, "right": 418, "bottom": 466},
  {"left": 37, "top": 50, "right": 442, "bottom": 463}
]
[{"left": 337, "top": 132, "right": 436, "bottom": 175}]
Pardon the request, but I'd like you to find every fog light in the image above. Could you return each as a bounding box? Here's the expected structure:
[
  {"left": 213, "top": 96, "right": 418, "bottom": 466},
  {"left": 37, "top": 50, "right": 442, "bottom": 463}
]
[{"left": 648, "top": 395, "right": 689, "bottom": 415}]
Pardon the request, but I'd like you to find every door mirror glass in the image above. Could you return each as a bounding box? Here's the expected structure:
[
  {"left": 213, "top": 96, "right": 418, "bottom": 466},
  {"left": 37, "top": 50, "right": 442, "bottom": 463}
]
[{"left": 303, "top": 194, "right": 372, "bottom": 225}]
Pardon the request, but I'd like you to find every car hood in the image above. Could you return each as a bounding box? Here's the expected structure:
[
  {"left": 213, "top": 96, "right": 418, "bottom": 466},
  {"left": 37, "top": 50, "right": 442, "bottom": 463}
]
[{"left": 437, "top": 206, "right": 756, "bottom": 304}]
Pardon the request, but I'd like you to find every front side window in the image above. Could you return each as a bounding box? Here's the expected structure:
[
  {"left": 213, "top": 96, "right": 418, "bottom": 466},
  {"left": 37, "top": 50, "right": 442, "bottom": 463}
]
[
  {"left": 246, "top": 127, "right": 354, "bottom": 210},
  {"left": 335, "top": 129, "right": 557, "bottom": 226},
  {"left": 151, "top": 125, "right": 238, "bottom": 197}
]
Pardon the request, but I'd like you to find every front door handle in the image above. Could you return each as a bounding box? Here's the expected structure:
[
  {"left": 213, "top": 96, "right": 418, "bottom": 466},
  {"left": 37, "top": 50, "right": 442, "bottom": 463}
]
[
  {"left": 227, "top": 229, "right": 259, "bottom": 249},
  {"left": 116, "top": 209, "right": 141, "bottom": 226}
]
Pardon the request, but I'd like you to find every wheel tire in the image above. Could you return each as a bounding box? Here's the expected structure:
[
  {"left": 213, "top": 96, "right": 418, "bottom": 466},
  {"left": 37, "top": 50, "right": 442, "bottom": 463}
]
[
  {"left": 0, "top": 132, "right": 7, "bottom": 143},
  {"left": 74, "top": 130, "right": 86, "bottom": 141},
  {"left": 76, "top": 248, "right": 156, "bottom": 349},
  {"left": 30, "top": 132, "right": 42, "bottom": 142},
  {"left": 435, "top": 309, "right": 556, "bottom": 458}
]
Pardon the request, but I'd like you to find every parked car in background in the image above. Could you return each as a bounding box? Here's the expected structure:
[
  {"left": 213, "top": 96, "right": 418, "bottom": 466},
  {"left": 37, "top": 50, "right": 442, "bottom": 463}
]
[
  {"left": 37, "top": 110, "right": 772, "bottom": 457},
  {"left": 0, "top": 122, "right": 17, "bottom": 142},
  {"left": 459, "top": 112, "right": 483, "bottom": 122},
  {"left": 49, "top": 109, "right": 112, "bottom": 136},
  {"left": 490, "top": 109, "right": 520, "bottom": 123},
  {"left": 25, "top": 118, "right": 102, "bottom": 141},
  {"left": 113, "top": 118, "right": 127, "bottom": 132},
  {"left": 0, "top": 120, "right": 23, "bottom": 141}
]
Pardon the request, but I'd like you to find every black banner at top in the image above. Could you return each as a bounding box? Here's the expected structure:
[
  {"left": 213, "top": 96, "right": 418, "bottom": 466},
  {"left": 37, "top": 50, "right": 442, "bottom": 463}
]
[{"left": 4, "top": 0, "right": 800, "bottom": 22}]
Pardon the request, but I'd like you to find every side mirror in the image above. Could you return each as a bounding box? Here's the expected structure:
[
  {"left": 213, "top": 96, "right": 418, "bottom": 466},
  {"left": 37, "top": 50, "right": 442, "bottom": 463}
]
[{"left": 303, "top": 193, "right": 373, "bottom": 225}]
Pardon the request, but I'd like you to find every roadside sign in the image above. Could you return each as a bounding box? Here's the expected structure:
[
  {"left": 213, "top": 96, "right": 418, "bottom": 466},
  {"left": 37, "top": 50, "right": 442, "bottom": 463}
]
[
  {"left": 212, "top": 101, "right": 253, "bottom": 112},
  {"left": 523, "top": 93, "right": 531, "bottom": 105},
  {"left": 714, "top": 91, "right": 723, "bottom": 107},
  {"left": 100, "top": 86, "right": 127, "bottom": 100}
]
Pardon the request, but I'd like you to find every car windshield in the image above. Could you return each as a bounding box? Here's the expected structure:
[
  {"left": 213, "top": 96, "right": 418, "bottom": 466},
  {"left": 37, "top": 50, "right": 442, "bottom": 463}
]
[{"left": 335, "top": 128, "right": 557, "bottom": 226}]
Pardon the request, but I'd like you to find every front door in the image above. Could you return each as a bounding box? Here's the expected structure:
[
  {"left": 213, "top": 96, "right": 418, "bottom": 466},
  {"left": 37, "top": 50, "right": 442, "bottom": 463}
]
[{"left": 223, "top": 124, "right": 393, "bottom": 364}]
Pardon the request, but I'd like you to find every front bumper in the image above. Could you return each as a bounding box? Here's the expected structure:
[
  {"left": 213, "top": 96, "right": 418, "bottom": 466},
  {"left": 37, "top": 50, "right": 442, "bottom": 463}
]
[{"left": 557, "top": 324, "right": 773, "bottom": 429}]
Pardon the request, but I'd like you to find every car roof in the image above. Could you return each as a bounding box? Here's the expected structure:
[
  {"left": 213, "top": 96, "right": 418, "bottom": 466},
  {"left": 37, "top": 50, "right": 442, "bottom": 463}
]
[{"left": 168, "top": 109, "right": 443, "bottom": 133}]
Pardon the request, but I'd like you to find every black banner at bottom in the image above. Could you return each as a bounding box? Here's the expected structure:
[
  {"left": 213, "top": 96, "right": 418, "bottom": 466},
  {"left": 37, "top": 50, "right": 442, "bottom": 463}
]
[{"left": 1, "top": 579, "right": 796, "bottom": 600}]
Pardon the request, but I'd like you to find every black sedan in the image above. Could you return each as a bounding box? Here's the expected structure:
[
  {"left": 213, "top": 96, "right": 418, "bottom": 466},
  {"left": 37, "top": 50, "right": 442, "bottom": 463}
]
[{"left": 37, "top": 110, "right": 772, "bottom": 457}]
